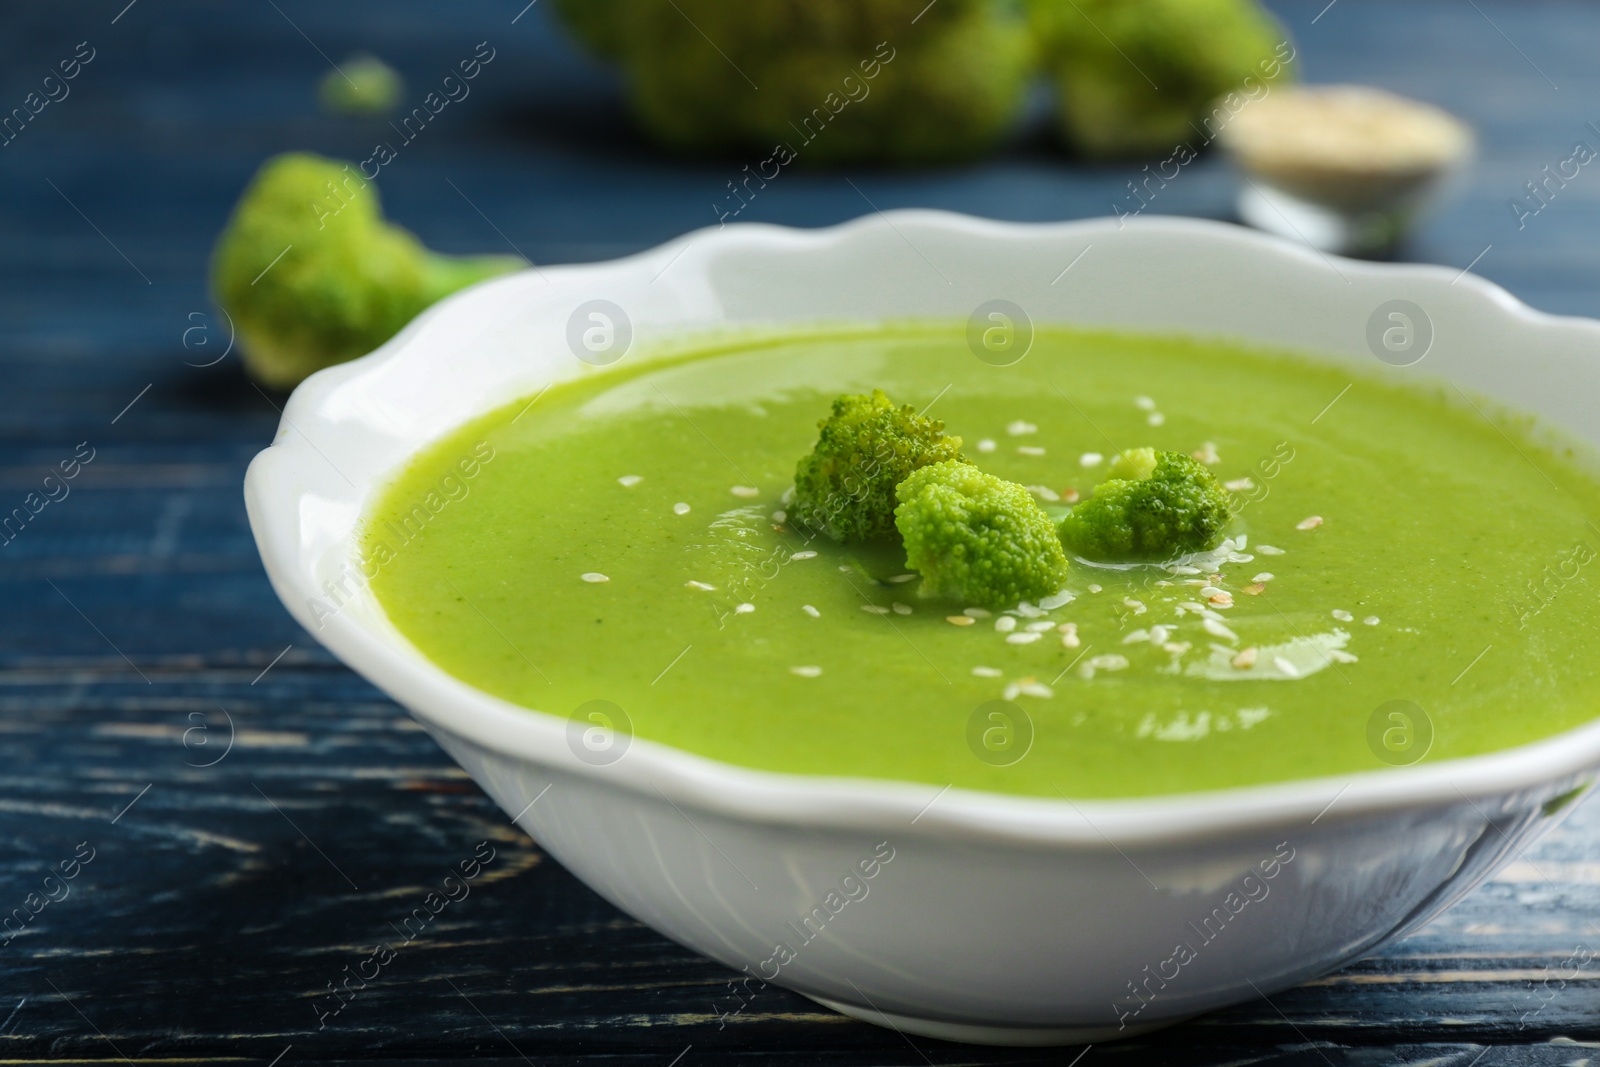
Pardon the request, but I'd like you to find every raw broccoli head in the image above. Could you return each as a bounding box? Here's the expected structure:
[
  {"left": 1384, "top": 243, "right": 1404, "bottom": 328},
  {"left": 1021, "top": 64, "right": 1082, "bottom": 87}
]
[
  {"left": 319, "top": 54, "right": 404, "bottom": 116},
  {"left": 558, "top": 0, "right": 1033, "bottom": 165},
  {"left": 1029, "top": 0, "right": 1291, "bottom": 159},
  {"left": 210, "top": 153, "right": 524, "bottom": 390},
  {"left": 895, "top": 460, "right": 1071, "bottom": 610},
  {"left": 793, "top": 390, "right": 964, "bottom": 542},
  {"left": 1057, "top": 447, "right": 1232, "bottom": 561}
]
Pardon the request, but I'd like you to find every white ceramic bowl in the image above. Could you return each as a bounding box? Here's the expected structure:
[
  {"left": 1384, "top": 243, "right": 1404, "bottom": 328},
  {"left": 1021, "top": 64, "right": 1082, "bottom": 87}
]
[{"left": 245, "top": 213, "right": 1600, "bottom": 1046}]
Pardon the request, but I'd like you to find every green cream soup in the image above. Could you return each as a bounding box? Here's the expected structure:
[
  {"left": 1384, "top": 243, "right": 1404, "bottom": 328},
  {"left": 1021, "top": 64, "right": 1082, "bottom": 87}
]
[{"left": 361, "top": 326, "right": 1600, "bottom": 798}]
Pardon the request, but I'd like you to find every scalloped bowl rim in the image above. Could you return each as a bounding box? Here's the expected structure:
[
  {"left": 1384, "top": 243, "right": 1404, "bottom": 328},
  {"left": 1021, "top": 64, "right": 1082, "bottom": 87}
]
[{"left": 245, "top": 210, "right": 1600, "bottom": 848}]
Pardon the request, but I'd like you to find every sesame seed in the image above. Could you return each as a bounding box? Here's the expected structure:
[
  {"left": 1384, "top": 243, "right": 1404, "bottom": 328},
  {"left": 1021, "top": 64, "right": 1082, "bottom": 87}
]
[
  {"left": 686, "top": 580, "right": 715, "bottom": 591},
  {"left": 802, "top": 604, "right": 821, "bottom": 618},
  {"left": 947, "top": 615, "right": 975, "bottom": 626},
  {"left": 1134, "top": 396, "right": 1156, "bottom": 411},
  {"left": 1296, "top": 515, "right": 1324, "bottom": 531},
  {"left": 673, "top": 502, "right": 691, "bottom": 515},
  {"left": 888, "top": 573, "right": 919, "bottom": 583},
  {"left": 1123, "top": 629, "right": 1150, "bottom": 645},
  {"left": 791, "top": 550, "right": 818, "bottom": 560},
  {"left": 1330, "top": 650, "right": 1359, "bottom": 664},
  {"left": 977, "top": 438, "right": 997, "bottom": 453},
  {"left": 1061, "top": 631, "right": 1081, "bottom": 649},
  {"left": 1061, "top": 487, "right": 1080, "bottom": 504},
  {"left": 1242, "top": 583, "right": 1265, "bottom": 596},
  {"left": 617, "top": 475, "right": 642, "bottom": 487},
  {"left": 731, "top": 485, "right": 760, "bottom": 498},
  {"left": 1198, "top": 586, "right": 1224, "bottom": 598},
  {"left": 972, "top": 666, "right": 1002, "bottom": 677},
  {"left": 1224, "top": 477, "right": 1255, "bottom": 492},
  {"left": 1364, "top": 615, "right": 1381, "bottom": 626},
  {"left": 1147, "top": 412, "right": 1165, "bottom": 426},
  {"left": 772, "top": 510, "right": 787, "bottom": 523},
  {"left": 1252, "top": 572, "right": 1275, "bottom": 582},
  {"left": 1017, "top": 445, "right": 1046, "bottom": 456},
  {"left": 1123, "top": 597, "right": 1147, "bottom": 615},
  {"left": 1007, "top": 420, "right": 1038, "bottom": 436},
  {"left": 1172, "top": 565, "right": 1202, "bottom": 575},
  {"left": 581, "top": 572, "right": 609, "bottom": 583},
  {"left": 1087, "top": 654, "right": 1129, "bottom": 672},
  {"left": 995, "top": 616, "right": 1018, "bottom": 633},
  {"left": 735, "top": 603, "right": 755, "bottom": 614},
  {"left": 1209, "top": 592, "right": 1234, "bottom": 607},
  {"left": 1273, "top": 656, "right": 1299, "bottom": 677},
  {"left": 1232, "top": 647, "right": 1258, "bottom": 669},
  {"left": 1332, "top": 609, "right": 1353, "bottom": 622},
  {"left": 1003, "top": 683, "right": 1021, "bottom": 700},
  {"left": 1162, "top": 641, "right": 1192, "bottom": 656},
  {"left": 1028, "top": 484, "right": 1060, "bottom": 501},
  {"left": 1149, "top": 624, "right": 1171, "bottom": 644},
  {"left": 1257, "top": 545, "right": 1285, "bottom": 555},
  {"left": 1017, "top": 680, "right": 1054, "bottom": 699},
  {"left": 1192, "top": 441, "right": 1221, "bottom": 464},
  {"left": 1039, "top": 591, "right": 1074, "bottom": 610},
  {"left": 1080, "top": 452, "right": 1104, "bottom": 468},
  {"left": 1006, "top": 632, "right": 1042, "bottom": 645},
  {"left": 1202, "top": 618, "right": 1239, "bottom": 643},
  {"left": 790, "top": 665, "right": 822, "bottom": 677},
  {"left": 1025, "top": 620, "right": 1055, "bottom": 633},
  {"left": 892, "top": 603, "right": 913, "bottom": 616},
  {"left": 1087, "top": 583, "right": 1102, "bottom": 594},
  {"left": 861, "top": 605, "right": 891, "bottom": 615},
  {"left": 964, "top": 607, "right": 992, "bottom": 618},
  {"left": 1016, "top": 601, "right": 1043, "bottom": 618}
]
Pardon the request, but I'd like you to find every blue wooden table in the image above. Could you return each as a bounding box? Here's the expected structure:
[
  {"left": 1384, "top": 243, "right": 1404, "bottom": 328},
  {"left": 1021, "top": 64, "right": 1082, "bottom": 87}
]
[{"left": 3, "top": 1, "right": 1600, "bottom": 1062}]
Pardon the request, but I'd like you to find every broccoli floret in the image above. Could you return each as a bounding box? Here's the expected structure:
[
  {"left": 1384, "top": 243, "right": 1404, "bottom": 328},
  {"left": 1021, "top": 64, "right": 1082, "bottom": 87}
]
[
  {"left": 1057, "top": 447, "right": 1232, "bottom": 561},
  {"left": 1029, "top": 0, "right": 1292, "bottom": 159},
  {"left": 894, "top": 461, "right": 1071, "bottom": 610},
  {"left": 793, "top": 390, "right": 963, "bottom": 542},
  {"left": 319, "top": 54, "right": 404, "bottom": 116},
  {"left": 210, "top": 153, "right": 524, "bottom": 389},
  {"left": 557, "top": 0, "right": 1033, "bottom": 165}
]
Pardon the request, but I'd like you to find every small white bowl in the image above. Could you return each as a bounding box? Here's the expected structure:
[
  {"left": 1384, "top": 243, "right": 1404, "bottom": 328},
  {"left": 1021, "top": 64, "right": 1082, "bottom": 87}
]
[{"left": 246, "top": 213, "right": 1600, "bottom": 1046}]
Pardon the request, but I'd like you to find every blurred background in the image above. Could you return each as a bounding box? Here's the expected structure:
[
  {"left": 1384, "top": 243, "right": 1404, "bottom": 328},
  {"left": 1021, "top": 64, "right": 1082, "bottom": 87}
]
[{"left": 4, "top": 1, "right": 1600, "bottom": 1063}]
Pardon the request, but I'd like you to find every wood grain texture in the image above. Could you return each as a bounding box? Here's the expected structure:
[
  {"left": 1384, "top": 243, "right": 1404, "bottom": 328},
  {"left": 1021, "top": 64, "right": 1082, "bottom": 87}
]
[{"left": 2, "top": 0, "right": 1599, "bottom": 1062}]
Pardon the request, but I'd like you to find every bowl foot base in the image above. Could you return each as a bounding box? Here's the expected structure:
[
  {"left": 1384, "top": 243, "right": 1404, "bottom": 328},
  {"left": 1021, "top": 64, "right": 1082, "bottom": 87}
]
[{"left": 804, "top": 994, "right": 1184, "bottom": 1046}]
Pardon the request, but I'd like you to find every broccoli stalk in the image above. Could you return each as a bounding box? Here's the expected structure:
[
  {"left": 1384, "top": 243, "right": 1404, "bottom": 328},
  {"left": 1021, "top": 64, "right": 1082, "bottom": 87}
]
[
  {"left": 895, "top": 460, "right": 1072, "bottom": 610},
  {"left": 793, "top": 390, "right": 964, "bottom": 542},
  {"left": 1057, "top": 447, "right": 1232, "bottom": 561},
  {"left": 210, "top": 153, "right": 525, "bottom": 390}
]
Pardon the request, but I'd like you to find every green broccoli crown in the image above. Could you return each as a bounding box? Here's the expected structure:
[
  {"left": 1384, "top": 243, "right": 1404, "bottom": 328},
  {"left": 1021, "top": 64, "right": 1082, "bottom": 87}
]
[
  {"left": 1029, "top": 0, "right": 1291, "bottom": 158},
  {"left": 560, "top": 0, "right": 1033, "bottom": 166},
  {"left": 1057, "top": 447, "right": 1232, "bottom": 561},
  {"left": 318, "top": 54, "right": 405, "bottom": 116},
  {"left": 209, "top": 153, "right": 523, "bottom": 390},
  {"left": 792, "top": 390, "right": 963, "bottom": 542},
  {"left": 894, "top": 460, "right": 1071, "bottom": 610}
]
